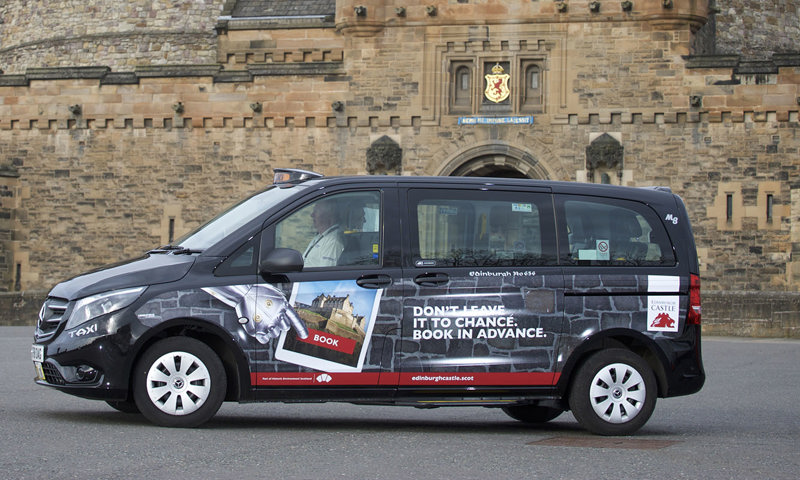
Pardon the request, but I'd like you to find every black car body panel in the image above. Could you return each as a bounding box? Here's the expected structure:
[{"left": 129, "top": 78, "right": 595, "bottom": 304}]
[{"left": 32, "top": 172, "right": 705, "bottom": 433}]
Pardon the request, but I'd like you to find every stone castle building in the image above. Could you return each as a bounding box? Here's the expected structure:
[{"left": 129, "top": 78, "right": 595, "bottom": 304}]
[
  {"left": 302, "top": 293, "right": 367, "bottom": 335},
  {"left": 0, "top": 1, "right": 798, "bottom": 333}
]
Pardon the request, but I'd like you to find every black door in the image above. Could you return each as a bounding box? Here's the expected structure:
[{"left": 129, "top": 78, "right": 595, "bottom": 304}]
[{"left": 396, "top": 185, "right": 564, "bottom": 391}]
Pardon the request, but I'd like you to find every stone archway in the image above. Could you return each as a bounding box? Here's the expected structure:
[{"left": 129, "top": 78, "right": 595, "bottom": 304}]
[{"left": 438, "top": 142, "right": 551, "bottom": 179}]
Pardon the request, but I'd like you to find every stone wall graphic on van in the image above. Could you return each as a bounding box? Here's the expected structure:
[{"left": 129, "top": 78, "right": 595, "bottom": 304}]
[{"left": 275, "top": 280, "right": 383, "bottom": 373}]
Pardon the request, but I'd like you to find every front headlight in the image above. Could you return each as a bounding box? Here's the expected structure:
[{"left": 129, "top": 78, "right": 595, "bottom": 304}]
[{"left": 66, "top": 287, "right": 147, "bottom": 330}]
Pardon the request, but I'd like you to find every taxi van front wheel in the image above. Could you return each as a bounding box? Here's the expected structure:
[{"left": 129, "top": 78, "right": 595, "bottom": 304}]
[
  {"left": 568, "top": 348, "right": 657, "bottom": 436},
  {"left": 133, "top": 337, "right": 226, "bottom": 428}
]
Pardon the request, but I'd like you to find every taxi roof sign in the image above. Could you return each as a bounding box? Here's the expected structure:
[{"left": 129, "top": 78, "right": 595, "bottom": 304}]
[{"left": 273, "top": 168, "right": 323, "bottom": 185}]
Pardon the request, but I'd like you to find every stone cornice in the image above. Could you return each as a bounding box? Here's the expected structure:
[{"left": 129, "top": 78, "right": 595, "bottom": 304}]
[
  {"left": 215, "top": 15, "right": 335, "bottom": 34},
  {"left": 25, "top": 66, "right": 112, "bottom": 80},
  {"left": 0, "top": 109, "right": 797, "bottom": 132},
  {"left": 0, "top": 63, "right": 344, "bottom": 86},
  {"left": 684, "top": 53, "right": 800, "bottom": 73}
]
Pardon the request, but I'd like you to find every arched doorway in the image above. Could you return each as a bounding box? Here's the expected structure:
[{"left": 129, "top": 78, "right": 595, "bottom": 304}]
[
  {"left": 451, "top": 157, "right": 530, "bottom": 178},
  {"left": 439, "top": 142, "right": 551, "bottom": 180}
]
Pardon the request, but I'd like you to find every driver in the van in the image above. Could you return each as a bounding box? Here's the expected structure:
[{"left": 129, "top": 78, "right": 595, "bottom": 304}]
[
  {"left": 202, "top": 284, "right": 309, "bottom": 344},
  {"left": 303, "top": 198, "right": 344, "bottom": 267}
]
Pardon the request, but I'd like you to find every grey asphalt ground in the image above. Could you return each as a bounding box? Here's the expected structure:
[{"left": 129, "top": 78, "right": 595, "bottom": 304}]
[{"left": 1, "top": 327, "right": 798, "bottom": 479}]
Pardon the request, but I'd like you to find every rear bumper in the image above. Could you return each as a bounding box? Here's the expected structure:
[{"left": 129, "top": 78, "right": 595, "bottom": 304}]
[{"left": 663, "top": 324, "right": 705, "bottom": 397}]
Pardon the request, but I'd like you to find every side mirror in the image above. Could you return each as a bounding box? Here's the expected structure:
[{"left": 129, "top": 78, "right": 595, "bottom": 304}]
[{"left": 259, "top": 248, "right": 304, "bottom": 274}]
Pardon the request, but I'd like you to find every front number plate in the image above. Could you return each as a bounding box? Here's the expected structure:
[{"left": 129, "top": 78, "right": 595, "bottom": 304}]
[
  {"left": 34, "top": 362, "right": 45, "bottom": 381},
  {"left": 31, "top": 344, "right": 44, "bottom": 363}
]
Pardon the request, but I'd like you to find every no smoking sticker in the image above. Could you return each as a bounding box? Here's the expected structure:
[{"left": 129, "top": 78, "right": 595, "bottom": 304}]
[{"left": 596, "top": 239, "right": 610, "bottom": 261}]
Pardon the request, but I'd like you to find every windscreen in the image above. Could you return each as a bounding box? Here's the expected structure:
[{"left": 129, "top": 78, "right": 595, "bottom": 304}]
[{"left": 176, "top": 186, "right": 298, "bottom": 251}]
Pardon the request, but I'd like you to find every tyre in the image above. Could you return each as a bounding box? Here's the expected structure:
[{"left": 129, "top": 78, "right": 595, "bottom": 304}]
[
  {"left": 568, "top": 348, "right": 657, "bottom": 436},
  {"left": 133, "top": 337, "right": 226, "bottom": 428},
  {"left": 106, "top": 400, "right": 140, "bottom": 414},
  {"left": 502, "top": 404, "right": 564, "bottom": 424}
]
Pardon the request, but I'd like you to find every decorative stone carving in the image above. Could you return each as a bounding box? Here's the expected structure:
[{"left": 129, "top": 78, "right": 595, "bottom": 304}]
[
  {"left": 366, "top": 136, "right": 402, "bottom": 175},
  {"left": 586, "top": 133, "right": 623, "bottom": 183}
]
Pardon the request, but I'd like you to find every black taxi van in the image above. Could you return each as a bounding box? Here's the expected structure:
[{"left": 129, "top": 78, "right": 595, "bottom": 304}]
[{"left": 32, "top": 169, "right": 704, "bottom": 435}]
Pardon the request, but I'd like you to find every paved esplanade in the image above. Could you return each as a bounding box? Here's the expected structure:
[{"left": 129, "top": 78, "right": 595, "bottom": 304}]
[{"left": 1, "top": 327, "right": 797, "bottom": 479}]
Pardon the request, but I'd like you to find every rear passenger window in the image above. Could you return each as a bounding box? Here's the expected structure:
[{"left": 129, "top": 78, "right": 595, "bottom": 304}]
[
  {"left": 409, "top": 189, "right": 556, "bottom": 267},
  {"left": 560, "top": 196, "right": 675, "bottom": 266}
]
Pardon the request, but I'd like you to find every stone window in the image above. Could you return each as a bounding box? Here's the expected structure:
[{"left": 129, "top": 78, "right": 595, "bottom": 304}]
[
  {"left": 449, "top": 61, "right": 474, "bottom": 114},
  {"left": 708, "top": 182, "right": 788, "bottom": 231},
  {"left": 521, "top": 61, "right": 544, "bottom": 112},
  {"left": 766, "top": 194, "right": 774, "bottom": 223}
]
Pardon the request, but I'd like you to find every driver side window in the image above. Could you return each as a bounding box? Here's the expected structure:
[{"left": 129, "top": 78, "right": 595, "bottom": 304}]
[{"left": 275, "top": 191, "right": 382, "bottom": 269}]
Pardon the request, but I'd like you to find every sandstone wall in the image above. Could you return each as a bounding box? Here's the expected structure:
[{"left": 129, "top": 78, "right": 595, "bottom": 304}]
[
  {"left": 714, "top": 0, "right": 800, "bottom": 57},
  {"left": 0, "top": 1, "right": 798, "bottom": 336},
  {"left": 0, "top": 28, "right": 796, "bottom": 294},
  {"left": 0, "top": 0, "right": 225, "bottom": 73}
]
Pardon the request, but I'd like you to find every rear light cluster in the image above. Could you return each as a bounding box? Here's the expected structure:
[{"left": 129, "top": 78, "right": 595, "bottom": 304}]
[{"left": 687, "top": 274, "right": 701, "bottom": 325}]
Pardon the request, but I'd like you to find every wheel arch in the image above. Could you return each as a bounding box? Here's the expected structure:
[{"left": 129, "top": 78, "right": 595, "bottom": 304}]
[
  {"left": 128, "top": 317, "right": 252, "bottom": 403},
  {"left": 557, "top": 328, "right": 669, "bottom": 398}
]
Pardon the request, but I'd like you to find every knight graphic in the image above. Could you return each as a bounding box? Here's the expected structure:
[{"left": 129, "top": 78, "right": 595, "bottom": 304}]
[{"left": 203, "top": 284, "right": 309, "bottom": 344}]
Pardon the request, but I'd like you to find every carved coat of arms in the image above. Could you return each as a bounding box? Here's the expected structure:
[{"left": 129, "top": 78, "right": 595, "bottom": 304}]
[{"left": 484, "top": 64, "right": 510, "bottom": 103}]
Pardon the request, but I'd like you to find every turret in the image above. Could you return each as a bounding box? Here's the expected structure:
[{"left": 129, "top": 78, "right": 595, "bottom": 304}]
[{"left": 336, "top": 0, "right": 386, "bottom": 36}]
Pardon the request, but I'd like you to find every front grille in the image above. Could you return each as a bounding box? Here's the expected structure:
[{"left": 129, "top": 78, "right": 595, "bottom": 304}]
[
  {"left": 42, "top": 361, "right": 66, "bottom": 385},
  {"left": 35, "top": 297, "right": 69, "bottom": 341}
]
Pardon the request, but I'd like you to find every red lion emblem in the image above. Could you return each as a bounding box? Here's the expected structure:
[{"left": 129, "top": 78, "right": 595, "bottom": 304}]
[
  {"left": 492, "top": 78, "right": 504, "bottom": 96},
  {"left": 650, "top": 312, "right": 675, "bottom": 329}
]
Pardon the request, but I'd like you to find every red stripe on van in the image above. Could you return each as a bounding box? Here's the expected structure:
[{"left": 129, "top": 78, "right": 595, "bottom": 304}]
[
  {"left": 389, "top": 372, "right": 559, "bottom": 386},
  {"left": 253, "top": 372, "right": 382, "bottom": 386},
  {"left": 251, "top": 371, "right": 560, "bottom": 387}
]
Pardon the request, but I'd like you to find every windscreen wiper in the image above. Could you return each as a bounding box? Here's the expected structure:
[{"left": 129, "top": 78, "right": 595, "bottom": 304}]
[{"left": 147, "top": 245, "right": 202, "bottom": 255}]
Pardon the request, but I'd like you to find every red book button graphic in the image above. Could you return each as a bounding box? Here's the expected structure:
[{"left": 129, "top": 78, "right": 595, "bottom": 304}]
[{"left": 297, "top": 328, "right": 357, "bottom": 354}]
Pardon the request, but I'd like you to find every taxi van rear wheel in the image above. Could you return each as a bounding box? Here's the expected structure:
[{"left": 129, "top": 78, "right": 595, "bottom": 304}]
[
  {"left": 568, "top": 348, "right": 657, "bottom": 436},
  {"left": 133, "top": 337, "right": 226, "bottom": 428},
  {"left": 502, "top": 404, "right": 564, "bottom": 424}
]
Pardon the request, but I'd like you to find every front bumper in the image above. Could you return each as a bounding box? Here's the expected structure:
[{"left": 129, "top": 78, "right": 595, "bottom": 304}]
[{"left": 32, "top": 312, "right": 136, "bottom": 401}]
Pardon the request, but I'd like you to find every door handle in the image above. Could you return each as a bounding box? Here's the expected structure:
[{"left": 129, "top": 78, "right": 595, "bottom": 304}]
[
  {"left": 414, "top": 272, "right": 449, "bottom": 286},
  {"left": 356, "top": 274, "right": 393, "bottom": 289}
]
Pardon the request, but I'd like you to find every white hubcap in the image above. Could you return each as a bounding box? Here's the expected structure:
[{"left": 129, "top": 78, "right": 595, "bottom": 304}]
[
  {"left": 589, "top": 362, "right": 646, "bottom": 424},
  {"left": 146, "top": 351, "right": 211, "bottom": 416}
]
